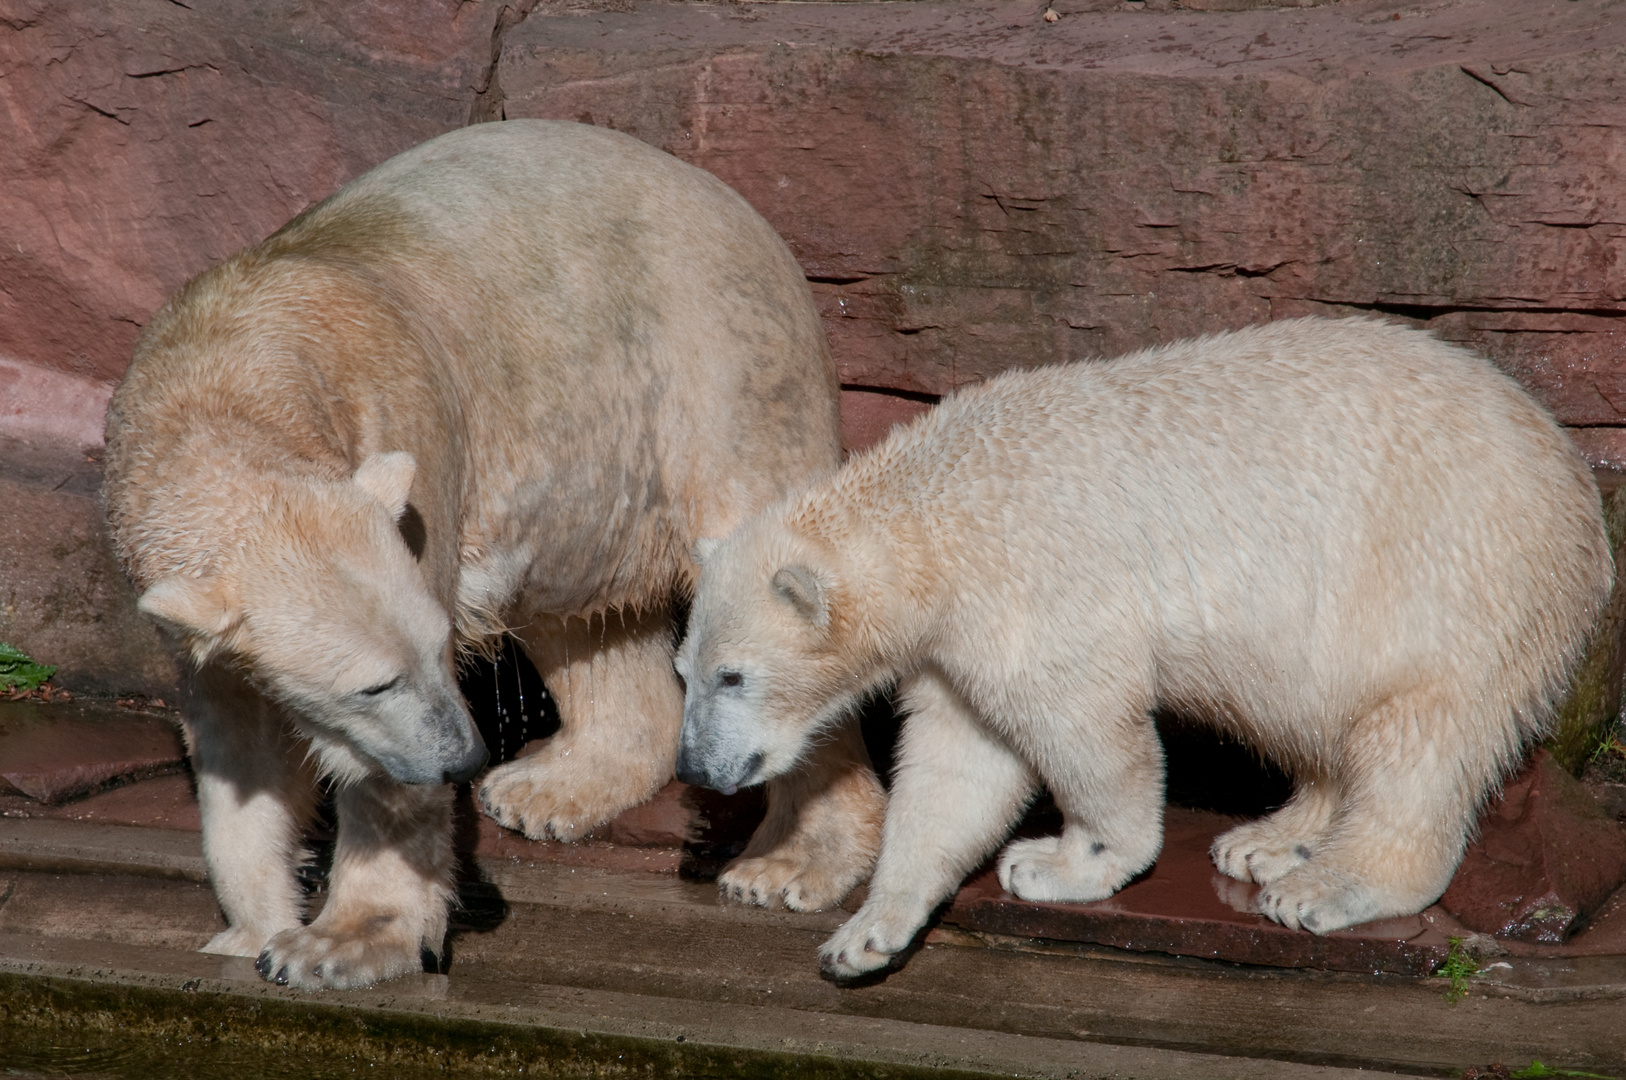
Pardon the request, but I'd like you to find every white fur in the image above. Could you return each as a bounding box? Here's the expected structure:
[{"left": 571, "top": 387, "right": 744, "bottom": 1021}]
[{"left": 675, "top": 317, "right": 1612, "bottom": 977}]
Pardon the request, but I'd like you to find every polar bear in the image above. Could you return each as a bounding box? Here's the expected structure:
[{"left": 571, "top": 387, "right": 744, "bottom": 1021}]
[
  {"left": 104, "top": 120, "right": 884, "bottom": 989},
  {"left": 673, "top": 317, "right": 1613, "bottom": 979}
]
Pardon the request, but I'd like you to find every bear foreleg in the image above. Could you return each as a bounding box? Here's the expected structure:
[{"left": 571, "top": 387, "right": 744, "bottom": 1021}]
[
  {"left": 479, "top": 609, "right": 683, "bottom": 841},
  {"left": 182, "top": 663, "right": 320, "bottom": 960},
  {"left": 995, "top": 701, "right": 1166, "bottom": 905},
  {"left": 820, "top": 668, "right": 1036, "bottom": 980},
  {"left": 719, "top": 720, "right": 886, "bottom": 911},
  {"left": 256, "top": 776, "right": 454, "bottom": 989}
]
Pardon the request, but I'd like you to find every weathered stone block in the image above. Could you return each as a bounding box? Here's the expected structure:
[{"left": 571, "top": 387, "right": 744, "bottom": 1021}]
[
  {"left": 0, "top": 699, "right": 183, "bottom": 805},
  {"left": 0, "top": 436, "right": 173, "bottom": 696},
  {"left": 1441, "top": 749, "right": 1626, "bottom": 944}
]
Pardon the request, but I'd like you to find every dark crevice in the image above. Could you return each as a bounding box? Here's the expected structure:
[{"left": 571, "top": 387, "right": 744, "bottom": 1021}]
[
  {"left": 127, "top": 67, "right": 190, "bottom": 79},
  {"left": 1460, "top": 65, "right": 1527, "bottom": 107},
  {"left": 806, "top": 274, "right": 875, "bottom": 286},
  {"left": 840, "top": 384, "right": 942, "bottom": 406},
  {"left": 72, "top": 98, "right": 129, "bottom": 124},
  {"left": 1167, "top": 262, "right": 1289, "bottom": 278},
  {"left": 895, "top": 326, "right": 938, "bottom": 336},
  {"left": 1330, "top": 299, "right": 1626, "bottom": 322},
  {"left": 467, "top": 1, "right": 539, "bottom": 125}
]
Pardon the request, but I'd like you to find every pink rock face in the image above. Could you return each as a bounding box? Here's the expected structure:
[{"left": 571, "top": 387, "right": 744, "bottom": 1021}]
[
  {"left": 1441, "top": 750, "right": 1626, "bottom": 944},
  {"left": 496, "top": 0, "right": 1626, "bottom": 439},
  {"left": 839, "top": 389, "right": 935, "bottom": 455},
  {"left": 0, "top": 0, "right": 499, "bottom": 383}
]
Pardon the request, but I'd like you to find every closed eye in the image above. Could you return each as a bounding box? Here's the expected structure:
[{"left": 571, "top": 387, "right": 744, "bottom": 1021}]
[
  {"left": 359, "top": 676, "right": 402, "bottom": 697},
  {"left": 717, "top": 670, "right": 743, "bottom": 689}
]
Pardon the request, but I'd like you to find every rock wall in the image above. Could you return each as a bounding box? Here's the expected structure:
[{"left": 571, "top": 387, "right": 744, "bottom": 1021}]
[{"left": 2, "top": 0, "right": 1624, "bottom": 689}]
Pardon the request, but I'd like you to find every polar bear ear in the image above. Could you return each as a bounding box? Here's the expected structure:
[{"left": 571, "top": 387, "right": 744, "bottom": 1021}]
[
  {"left": 691, "top": 537, "right": 721, "bottom": 566},
  {"left": 138, "top": 573, "right": 242, "bottom": 659},
  {"left": 771, "top": 564, "right": 830, "bottom": 629},
  {"left": 353, "top": 451, "right": 416, "bottom": 521}
]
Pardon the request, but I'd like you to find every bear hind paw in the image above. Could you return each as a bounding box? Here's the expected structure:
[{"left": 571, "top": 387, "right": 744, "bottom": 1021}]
[
  {"left": 478, "top": 753, "right": 652, "bottom": 842},
  {"left": 1210, "top": 819, "right": 1317, "bottom": 885},
  {"left": 1254, "top": 866, "right": 1386, "bottom": 935},
  {"left": 718, "top": 847, "right": 869, "bottom": 912}
]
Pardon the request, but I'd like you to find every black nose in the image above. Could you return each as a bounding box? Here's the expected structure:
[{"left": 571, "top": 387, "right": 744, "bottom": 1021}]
[
  {"left": 443, "top": 729, "right": 490, "bottom": 785},
  {"left": 674, "top": 745, "right": 707, "bottom": 788}
]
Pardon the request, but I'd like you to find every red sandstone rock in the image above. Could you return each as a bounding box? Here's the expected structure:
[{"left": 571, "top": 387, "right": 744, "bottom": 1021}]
[
  {"left": 1441, "top": 750, "right": 1626, "bottom": 944},
  {"left": 500, "top": 0, "right": 1626, "bottom": 429},
  {"left": 0, "top": 0, "right": 500, "bottom": 383},
  {"left": 0, "top": 438, "right": 174, "bottom": 696},
  {"left": 839, "top": 389, "right": 934, "bottom": 454},
  {"left": 592, "top": 780, "right": 692, "bottom": 848}
]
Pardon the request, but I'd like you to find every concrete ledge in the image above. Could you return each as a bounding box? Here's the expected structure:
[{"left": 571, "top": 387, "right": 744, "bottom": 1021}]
[
  {"left": 0, "top": 938, "right": 1389, "bottom": 1080},
  {"left": 6, "top": 821, "right": 1626, "bottom": 1072}
]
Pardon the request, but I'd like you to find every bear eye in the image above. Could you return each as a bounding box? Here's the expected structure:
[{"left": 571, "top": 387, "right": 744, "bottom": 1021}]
[
  {"left": 717, "top": 670, "right": 744, "bottom": 689},
  {"left": 359, "top": 676, "right": 402, "bottom": 697}
]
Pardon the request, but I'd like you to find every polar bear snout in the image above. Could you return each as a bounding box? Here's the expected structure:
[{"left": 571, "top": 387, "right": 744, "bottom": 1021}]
[
  {"left": 366, "top": 695, "right": 488, "bottom": 787},
  {"left": 440, "top": 723, "right": 490, "bottom": 786},
  {"left": 676, "top": 709, "right": 766, "bottom": 796}
]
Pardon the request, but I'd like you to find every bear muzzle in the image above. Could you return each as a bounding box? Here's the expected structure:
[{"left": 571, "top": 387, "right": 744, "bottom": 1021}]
[{"left": 674, "top": 741, "right": 763, "bottom": 797}]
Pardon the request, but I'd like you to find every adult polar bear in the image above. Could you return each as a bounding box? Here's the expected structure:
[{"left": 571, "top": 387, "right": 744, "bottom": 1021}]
[
  {"left": 673, "top": 318, "right": 1612, "bottom": 978},
  {"left": 105, "top": 120, "right": 884, "bottom": 989}
]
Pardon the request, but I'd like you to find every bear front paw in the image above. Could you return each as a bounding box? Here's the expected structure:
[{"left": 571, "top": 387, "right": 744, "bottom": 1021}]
[
  {"left": 818, "top": 911, "right": 915, "bottom": 980},
  {"left": 996, "top": 835, "right": 1132, "bottom": 903},
  {"left": 255, "top": 918, "right": 426, "bottom": 990},
  {"left": 202, "top": 924, "right": 286, "bottom": 959}
]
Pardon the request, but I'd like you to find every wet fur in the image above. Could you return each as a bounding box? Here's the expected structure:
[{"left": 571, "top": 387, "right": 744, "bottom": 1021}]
[{"left": 105, "top": 121, "right": 884, "bottom": 989}]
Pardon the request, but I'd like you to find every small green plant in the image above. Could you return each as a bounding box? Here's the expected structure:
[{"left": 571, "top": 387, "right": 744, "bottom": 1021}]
[
  {"left": 0, "top": 642, "right": 56, "bottom": 693},
  {"left": 1436, "top": 936, "right": 1480, "bottom": 1003},
  {"left": 1511, "top": 1061, "right": 1615, "bottom": 1079}
]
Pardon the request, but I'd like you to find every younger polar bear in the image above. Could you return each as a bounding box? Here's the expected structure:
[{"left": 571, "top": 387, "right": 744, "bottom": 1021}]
[
  {"left": 105, "top": 121, "right": 883, "bottom": 989},
  {"left": 675, "top": 317, "right": 1613, "bottom": 978}
]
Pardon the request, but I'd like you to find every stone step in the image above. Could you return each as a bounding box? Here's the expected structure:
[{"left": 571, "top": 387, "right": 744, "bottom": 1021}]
[{"left": 4, "top": 822, "right": 1626, "bottom": 1074}]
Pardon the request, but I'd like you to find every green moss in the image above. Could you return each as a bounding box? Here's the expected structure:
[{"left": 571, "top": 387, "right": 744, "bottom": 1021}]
[
  {"left": 1546, "top": 484, "right": 1626, "bottom": 775},
  {"left": 0, "top": 973, "right": 995, "bottom": 1080}
]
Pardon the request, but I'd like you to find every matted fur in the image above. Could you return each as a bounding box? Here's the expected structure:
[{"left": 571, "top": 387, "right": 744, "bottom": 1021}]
[
  {"left": 105, "top": 120, "right": 884, "bottom": 989},
  {"left": 673, "top": 317, "right": 1612, "bottom": 978}
]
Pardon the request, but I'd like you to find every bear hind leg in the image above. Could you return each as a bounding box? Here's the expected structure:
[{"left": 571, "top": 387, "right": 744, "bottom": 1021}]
[
  {"left": 479, "top": 609, "right": 683, "bottom": 841},
  {"left": 1211, "top": 775, "right": 1340, "bottom": 885},
  {"left": 1255, "top": 688, "right": 1493, "bottom": 934},
  {"left": 719, "top": 719, "right": 886, "bottom": 912}
]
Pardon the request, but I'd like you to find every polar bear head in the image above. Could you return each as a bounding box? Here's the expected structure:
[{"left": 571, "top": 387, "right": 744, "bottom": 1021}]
[
  {"left": 136, "top": 452, "right": 487, "bottom": 787},
  {"left": 675, "top": 512, "right": 888, "bottom": 795}
]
